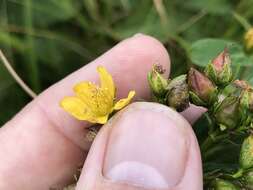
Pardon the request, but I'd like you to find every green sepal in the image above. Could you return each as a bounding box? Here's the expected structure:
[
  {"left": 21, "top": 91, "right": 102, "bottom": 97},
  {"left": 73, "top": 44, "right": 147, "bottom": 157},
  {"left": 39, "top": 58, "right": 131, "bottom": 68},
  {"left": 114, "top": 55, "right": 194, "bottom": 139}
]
[
  {"left": 205, "top": 60, "right": 217, "bottom": 82},
  {"left": 205, "top": 60, "right": 233, "bottom": 87},
  {"left": 214, "top": 95, "right": 240, "bottom": 129},
  {"left": 239, "top": 135, "right": 253, "bottom": 170},
  {"left": 240, "top": 90, "right": 250, "bottom": 122},
  {"left": 242, "top": 170, "right": 253, "bottom": 189},
  {"left": 212, "top": 178, "right": 239, "bottom": 190},
  {"left": 189, "top": 91, "right": 207, "bottom": 106},
  {"left": 147, "top": 71, "right": 168, "bottom": 97}
]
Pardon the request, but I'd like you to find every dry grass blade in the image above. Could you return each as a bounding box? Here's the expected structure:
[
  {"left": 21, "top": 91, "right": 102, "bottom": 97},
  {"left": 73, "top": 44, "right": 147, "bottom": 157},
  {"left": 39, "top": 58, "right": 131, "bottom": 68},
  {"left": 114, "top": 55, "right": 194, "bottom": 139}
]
[{"left": 0, "top": 50, "right": 37, "bottom": 98}]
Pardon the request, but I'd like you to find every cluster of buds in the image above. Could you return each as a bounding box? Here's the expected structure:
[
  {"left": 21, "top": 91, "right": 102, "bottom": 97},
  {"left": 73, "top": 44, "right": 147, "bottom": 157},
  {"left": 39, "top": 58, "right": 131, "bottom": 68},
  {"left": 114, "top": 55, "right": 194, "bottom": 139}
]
[
  {"left": 148, "top": 65, "right": 189, "bottom": 111},
  {"left": 187, "top": 49, "right": 232, "bottom": 108},
  {"left": 187, "top": 49, "right": 241, "bottom": 130},
  {"left": 148, "top": 49, "right": 253, "bottom": 131},
  {"left": 148, "top": 48, "right": 253, "bottom": 190},
  {"left": 188, "top": 49, "right": 253, "bottom": 130},
  {"left": 211, "top": 79, "right": 253, "bottom": 130}
]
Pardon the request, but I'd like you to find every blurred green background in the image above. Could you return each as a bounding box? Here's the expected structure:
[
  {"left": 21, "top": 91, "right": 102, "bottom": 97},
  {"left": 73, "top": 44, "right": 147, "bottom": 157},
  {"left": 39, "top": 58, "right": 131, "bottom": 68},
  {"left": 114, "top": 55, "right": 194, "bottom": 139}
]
[{"left": 0, "top": 0, "right": 253, "bottom": 126}]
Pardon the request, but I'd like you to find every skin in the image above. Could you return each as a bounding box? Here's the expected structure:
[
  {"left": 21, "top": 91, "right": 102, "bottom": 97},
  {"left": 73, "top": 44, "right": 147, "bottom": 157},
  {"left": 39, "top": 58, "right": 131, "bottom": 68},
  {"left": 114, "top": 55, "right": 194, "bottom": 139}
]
[{"left": 0, "top": 34, "right": 206, "bottom": 190}]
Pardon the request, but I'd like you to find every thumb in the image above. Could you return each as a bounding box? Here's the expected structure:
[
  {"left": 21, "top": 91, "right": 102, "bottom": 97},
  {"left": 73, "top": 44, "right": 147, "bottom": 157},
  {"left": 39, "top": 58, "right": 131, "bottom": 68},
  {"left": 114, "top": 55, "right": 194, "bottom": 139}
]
[
  {"left": 75, "top": 102, "right": 203, "bottom": 190},
  {"left": 181, "top": 104, "right": 207, "bottom": 125}
]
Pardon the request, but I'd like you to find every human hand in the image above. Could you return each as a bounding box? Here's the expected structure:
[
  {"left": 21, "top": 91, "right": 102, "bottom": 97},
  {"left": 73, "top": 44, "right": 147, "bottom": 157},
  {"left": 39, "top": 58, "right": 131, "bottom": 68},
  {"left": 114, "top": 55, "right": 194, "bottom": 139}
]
[{"left": 0, "top": 34, "right": 206, "bottom": 190}]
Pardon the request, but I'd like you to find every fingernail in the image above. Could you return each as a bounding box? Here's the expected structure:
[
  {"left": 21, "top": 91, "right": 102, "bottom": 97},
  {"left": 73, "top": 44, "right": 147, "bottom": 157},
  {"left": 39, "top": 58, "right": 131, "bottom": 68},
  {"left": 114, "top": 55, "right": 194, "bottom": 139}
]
[{"left": 103, "top": 103, "right": 191, "bottom": 189}]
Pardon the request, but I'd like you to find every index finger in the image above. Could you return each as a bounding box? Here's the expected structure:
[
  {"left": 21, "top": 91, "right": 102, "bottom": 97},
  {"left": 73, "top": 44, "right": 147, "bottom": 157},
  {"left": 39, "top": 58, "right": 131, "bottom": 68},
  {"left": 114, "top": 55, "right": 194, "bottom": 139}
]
[{"left": 0, "top": 34, "right": 170, "bottom": 189}]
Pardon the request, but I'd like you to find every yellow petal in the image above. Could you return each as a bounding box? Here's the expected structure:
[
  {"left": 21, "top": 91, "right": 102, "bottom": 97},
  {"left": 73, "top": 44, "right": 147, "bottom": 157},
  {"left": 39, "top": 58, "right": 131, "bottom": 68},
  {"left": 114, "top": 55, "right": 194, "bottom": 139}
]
[
  {"left": 74, "top": 81, "right": 97, "bottom": 93},
  {"left": 74, "top": 81, "right": 113, "bottom": 116},
  {"left": 74, "top": 81, "right": 97, "bottom": 102},
  {"left": 60, "top": 97, "right": 93, "bottom": 120},
  {"left": 97, "top": 66, "right": 115, "bottom": 99},
  {"left": 114, "top": 91, "right": 135, "bottom": 110}
]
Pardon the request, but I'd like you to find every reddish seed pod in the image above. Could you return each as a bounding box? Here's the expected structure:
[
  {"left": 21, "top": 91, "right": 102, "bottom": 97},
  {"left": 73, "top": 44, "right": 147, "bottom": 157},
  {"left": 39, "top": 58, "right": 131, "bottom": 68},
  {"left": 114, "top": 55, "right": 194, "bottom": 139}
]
[
  {"left": 188, "top": 67, "right": 217, "bottom": 106},
  {"left": 205, "top": 48, "right": 233, "bottom": 86}
]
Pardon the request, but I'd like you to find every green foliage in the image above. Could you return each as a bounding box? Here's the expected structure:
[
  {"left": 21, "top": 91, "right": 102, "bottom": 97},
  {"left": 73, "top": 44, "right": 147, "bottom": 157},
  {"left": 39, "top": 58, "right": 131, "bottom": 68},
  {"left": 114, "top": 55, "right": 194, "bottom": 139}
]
[
  {"left": 189, "top": 39, "right": 252, "bottom": 67},
  {"left": 0, "top": 0, "right": 253, "bottom": 129}
]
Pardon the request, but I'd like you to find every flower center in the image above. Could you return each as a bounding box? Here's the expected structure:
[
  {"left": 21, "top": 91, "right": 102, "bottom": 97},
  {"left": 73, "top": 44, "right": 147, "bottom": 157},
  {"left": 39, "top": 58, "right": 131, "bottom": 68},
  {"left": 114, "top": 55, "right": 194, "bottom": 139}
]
[{"left": 90, "top": 87, "right": 113, "bottom": 116}]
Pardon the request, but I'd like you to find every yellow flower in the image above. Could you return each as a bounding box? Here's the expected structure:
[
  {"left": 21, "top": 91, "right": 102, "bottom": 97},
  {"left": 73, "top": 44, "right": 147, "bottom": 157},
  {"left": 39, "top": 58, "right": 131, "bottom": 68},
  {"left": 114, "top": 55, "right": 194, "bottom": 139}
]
[
  {"left": 245, "top": 28, "right": 253, "bottom": 50},
  {"left": 60, "top": 66, "right": 135, "bottom": 124}
]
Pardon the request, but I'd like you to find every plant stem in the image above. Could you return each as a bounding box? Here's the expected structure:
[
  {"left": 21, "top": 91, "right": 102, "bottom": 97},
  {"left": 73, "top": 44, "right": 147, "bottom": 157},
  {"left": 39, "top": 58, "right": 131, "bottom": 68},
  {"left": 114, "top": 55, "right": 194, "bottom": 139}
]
[
  {"left": 0, "top": 50, "right": 37, "bottom": 98},
  {"left": 177, "top": 10, "right": 207, "bottom": 33},
  {"left": 233, "top": 12, "right": 251, "bottom": 31},
  {"left": 232, "top": 168, "right": 244, "bottom": 179},
  {"left": 204, "top": 112, "right": 215, "bottom": 133}
]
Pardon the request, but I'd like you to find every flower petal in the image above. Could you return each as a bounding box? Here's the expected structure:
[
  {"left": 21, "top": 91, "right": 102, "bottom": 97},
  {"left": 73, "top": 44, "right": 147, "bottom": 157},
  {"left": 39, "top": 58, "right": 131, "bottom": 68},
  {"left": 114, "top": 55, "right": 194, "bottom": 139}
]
[
  {"left": 114, "top": 91, "right": 136, "bottom": 110},
  {"left": 97, "top": 66, "right": 115, "bottom": 99},
  {"left": 74, "top": 82, "right": 97, "bottom": 103},
  {"left": 74, "top": 81, "right": 113, "bottom": 116},
  {"left": 60, "top": 97, "right": 93, "bottom": 120},
  {"left": 74, "top": 81, "right": 97, "bottom": 97}
]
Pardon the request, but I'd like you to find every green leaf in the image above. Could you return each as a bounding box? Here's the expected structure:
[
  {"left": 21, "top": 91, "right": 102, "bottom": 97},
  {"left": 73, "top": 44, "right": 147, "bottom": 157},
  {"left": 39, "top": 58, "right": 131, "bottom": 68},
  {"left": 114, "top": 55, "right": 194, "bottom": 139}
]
[{"left": 189, "top": 38, "right": 253, "bottom": 67}]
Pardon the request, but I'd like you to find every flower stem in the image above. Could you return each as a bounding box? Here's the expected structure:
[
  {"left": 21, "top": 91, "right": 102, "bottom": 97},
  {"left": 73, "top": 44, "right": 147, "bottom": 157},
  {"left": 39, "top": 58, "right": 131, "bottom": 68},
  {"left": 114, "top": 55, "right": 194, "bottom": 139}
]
[
  {"left": 201, "top": 129, "right": 229, "bottom": 156},
  {"left": 233, "top": 12, "right": 251, "bottom": 31},
  {"left": 231, "top": 168, "right": 244, "bottom": 179}
]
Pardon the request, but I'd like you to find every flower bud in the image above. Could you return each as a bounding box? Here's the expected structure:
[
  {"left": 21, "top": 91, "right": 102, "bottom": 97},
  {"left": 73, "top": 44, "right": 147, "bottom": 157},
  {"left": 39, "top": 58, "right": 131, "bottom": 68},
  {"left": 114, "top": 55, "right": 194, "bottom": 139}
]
[
  {"left": 239, "top": 135, "right": 253, "bottom": 170},
  {"left": 166, "top": 74, "right": 189, "bottom": 112},
  {"left": 240, "top": 89, "right": 253, "bottom": 121},
  {"left": 148, "top": 65, "right": 168, "bottom": 97},
  {"left": 188, "top": 67, "right": 218, "bottom": 106},
  {"left": 243, "top": 170, "right": 253, "bottom": 189},
  {"left": 245, "top": 28, "right": 253, "bottom": 50},
  {"left": 214, "top": 95, "right": 241, "bottom": 130},
  {"left": 234, "top": 80, "right": 253, "bottom": 114},
  {"left": 238, "top": 86, "right": 253, "bottom": 114},
  {"left": 205, "top": 48, "right": 233, "bottom": 86},
  {"left": 213, "top": 179, "right": 239, "bottom": 190},
  {"left": 233, "top": 79, "right": 250, "bottom": 90}
]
